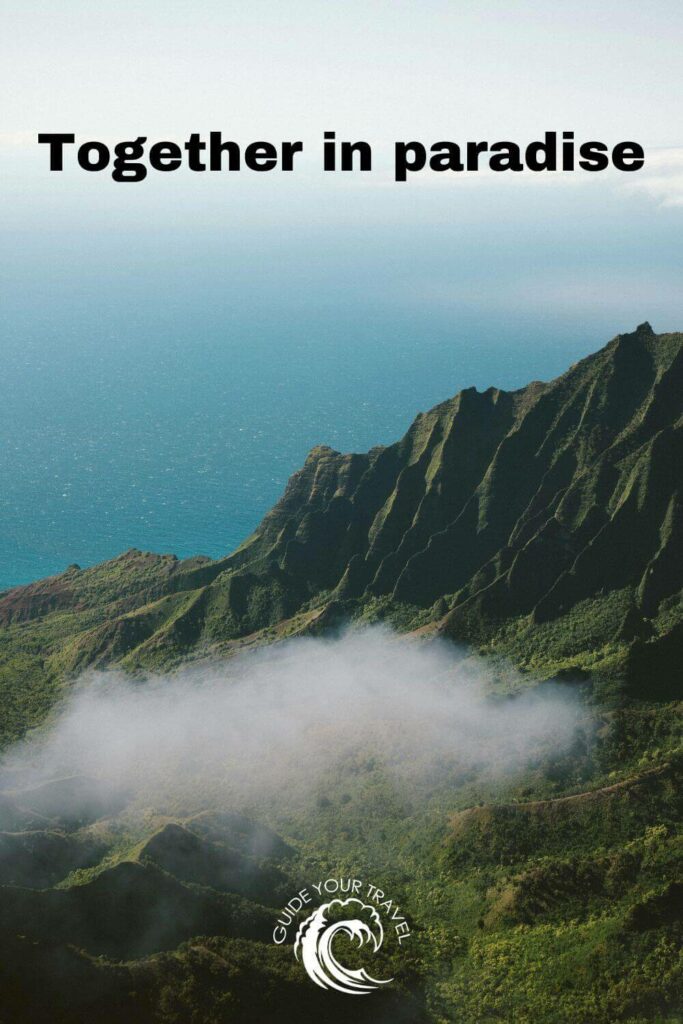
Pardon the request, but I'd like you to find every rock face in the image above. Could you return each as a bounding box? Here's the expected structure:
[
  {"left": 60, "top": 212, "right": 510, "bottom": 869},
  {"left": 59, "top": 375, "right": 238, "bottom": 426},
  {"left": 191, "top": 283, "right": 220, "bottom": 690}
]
[
  {"left": 1, "top": 324, "right": 681, "bottom": 706},
  {"left": 235, "top": 323, "right": 681, "bottom": 630}
]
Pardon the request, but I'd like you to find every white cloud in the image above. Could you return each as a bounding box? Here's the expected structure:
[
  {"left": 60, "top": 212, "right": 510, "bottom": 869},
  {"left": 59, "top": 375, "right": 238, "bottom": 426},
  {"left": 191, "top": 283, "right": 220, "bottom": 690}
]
[
  {"left": 622, "top": 147, "right": 683, "bottom": 207},
  {"left": 0, "top": 628, "right": 582, "bottom": 814}
]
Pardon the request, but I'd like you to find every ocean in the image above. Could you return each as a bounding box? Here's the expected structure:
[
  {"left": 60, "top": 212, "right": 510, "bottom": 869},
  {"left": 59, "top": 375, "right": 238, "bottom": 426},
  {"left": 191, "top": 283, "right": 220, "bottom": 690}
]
[{"left": 2, "top": 198, "right": 678, "bottom": 590}]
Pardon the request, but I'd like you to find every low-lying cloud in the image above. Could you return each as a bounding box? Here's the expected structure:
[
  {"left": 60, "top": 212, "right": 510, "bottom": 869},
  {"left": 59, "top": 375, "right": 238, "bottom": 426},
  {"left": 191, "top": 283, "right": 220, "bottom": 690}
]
[{"left": 1, "top": 628, "right": 586, "bottom": 815}]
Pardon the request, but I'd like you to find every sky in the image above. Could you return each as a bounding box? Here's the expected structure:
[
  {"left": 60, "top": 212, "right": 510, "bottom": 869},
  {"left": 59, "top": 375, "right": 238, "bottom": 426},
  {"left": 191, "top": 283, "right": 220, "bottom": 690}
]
[
  {"left": 2, "top": 0, "right": 682, "bottom": 293},
  {"left": 2, "top": 0, "right": 681, "bottom": 336},
  {"left": 2, "top": 2, "right": 683, "bottom": 196},
  {"left": 1, "top": 1, "right": 681, "bottom": 138}
]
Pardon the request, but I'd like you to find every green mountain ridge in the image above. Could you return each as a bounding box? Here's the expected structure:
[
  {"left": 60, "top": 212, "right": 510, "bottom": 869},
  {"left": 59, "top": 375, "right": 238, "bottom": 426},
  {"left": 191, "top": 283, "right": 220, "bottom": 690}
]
[
  {"left": 1, "top": 323, "right": 681, "bottom": 715},
  {"left": 0, "top": 323, "right": 681, "bottom": 1023}
]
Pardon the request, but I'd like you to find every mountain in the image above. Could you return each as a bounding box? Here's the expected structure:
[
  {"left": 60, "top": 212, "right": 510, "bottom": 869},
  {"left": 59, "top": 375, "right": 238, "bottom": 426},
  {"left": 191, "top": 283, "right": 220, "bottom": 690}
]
[
  {"left": 1, "top": 323, "right": 680, "bottom": 735},
  {"left": 0, "top": 323, "right": 681, "bottom": 1024}
]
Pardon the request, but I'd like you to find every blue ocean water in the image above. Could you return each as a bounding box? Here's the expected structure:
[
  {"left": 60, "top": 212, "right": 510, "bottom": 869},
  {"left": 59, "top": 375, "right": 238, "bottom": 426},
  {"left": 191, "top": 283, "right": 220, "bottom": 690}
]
[
  {"left": 2, "top": 191, "right": 680, "bottom": 590},
  {"left": 0, "top": 302, "right": 594, "bottom": 590}
]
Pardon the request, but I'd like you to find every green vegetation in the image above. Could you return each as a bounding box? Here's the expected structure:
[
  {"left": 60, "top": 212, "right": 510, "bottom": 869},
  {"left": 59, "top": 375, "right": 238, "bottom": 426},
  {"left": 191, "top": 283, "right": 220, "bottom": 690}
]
[{"left": 0, "top": 324, "right": 680, "bottom": 1022}]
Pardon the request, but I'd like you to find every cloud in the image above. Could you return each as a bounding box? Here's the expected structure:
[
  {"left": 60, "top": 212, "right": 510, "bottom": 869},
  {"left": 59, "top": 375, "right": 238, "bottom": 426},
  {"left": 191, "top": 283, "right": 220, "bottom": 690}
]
[
  {"left": 0, "top": 628, "right": 585, "bottom": 816},
  {"left": 621, "top": 147, "right": 683, "bottom": 208}
]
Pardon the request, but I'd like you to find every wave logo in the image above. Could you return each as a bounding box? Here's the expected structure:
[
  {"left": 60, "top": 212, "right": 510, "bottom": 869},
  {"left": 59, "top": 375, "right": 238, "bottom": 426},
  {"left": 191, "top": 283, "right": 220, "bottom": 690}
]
[{"left": 294, "top": 897, "right": 393, "bottom": 995}]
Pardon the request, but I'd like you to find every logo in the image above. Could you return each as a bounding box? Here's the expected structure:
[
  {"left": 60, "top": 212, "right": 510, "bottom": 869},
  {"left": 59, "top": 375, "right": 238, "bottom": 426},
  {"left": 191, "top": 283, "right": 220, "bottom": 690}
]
[
  {"left": 295, "top": 897, "right": 391, "bottom": 995},
  {"left": 273, "top": 876, "right": 410, "bottom": 996}
]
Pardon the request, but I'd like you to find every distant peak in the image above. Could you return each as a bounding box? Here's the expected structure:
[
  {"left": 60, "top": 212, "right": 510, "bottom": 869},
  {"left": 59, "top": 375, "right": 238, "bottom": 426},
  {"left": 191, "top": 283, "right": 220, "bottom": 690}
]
[{"left": 609, "top": 321, "right": 656, "bottom": 353}]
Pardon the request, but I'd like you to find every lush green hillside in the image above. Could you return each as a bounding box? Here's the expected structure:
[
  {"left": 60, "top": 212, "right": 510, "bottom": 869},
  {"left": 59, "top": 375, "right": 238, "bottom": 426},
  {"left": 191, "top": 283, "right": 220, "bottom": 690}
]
[{"left": 0, "top": 324, "right": 680, "bottom": 1023}]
